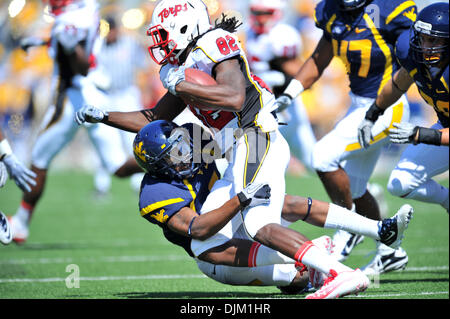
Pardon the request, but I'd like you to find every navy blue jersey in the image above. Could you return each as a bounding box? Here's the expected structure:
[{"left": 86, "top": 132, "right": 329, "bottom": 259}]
[
  {"left": 395, "top": 30, "right": 449, "bottom": 127},
  {"left": 138, "top": 162, "right": 220, "bottom": 257},
  {"left": 314, "top": 0, "right": 417, "bottom": 98}
]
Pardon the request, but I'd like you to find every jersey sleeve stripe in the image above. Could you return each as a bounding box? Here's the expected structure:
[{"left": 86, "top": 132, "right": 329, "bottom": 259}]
[
  {"left": 193, "top": 46, "right": 218, "bottom": 63},
  {"left": 182, "top": 179, "right": 197, "bottom": 212},
  {"left": 363, "top": 13, "right": 393, "bottom": 96},
  {"left": 140, "top": 198, "right": 185, "bottom": 217},
  {"left": 345, "top": 101, "right": 405, "bottom": 151},
  {"left": 326, "top": 14, "right": 337, "bottom": 34},
  {"left": 441, "top": 76, "right": 449, "bottom": 93},
  {"left": 385, "top": 0, "right": 416, "bottom": 25}
]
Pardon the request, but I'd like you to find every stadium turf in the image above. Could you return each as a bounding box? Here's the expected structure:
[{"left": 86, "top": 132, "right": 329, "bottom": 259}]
[{"left": 0, "top": 171, "right": 448, "bottom": 301}]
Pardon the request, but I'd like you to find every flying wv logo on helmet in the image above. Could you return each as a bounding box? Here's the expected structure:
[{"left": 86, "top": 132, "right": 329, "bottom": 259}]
[{"left": 158, "top": 3, "right": 189, "bottom": 23}]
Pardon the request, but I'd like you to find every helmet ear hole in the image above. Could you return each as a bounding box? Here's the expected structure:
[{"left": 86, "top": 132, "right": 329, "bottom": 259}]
[{"left": 180, "top": 25, "right": 188, "bottom": 34}]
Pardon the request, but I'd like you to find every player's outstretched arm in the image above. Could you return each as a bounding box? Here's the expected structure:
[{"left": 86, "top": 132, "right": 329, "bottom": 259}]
[
  {"left": 75, "top": 92, "right": 186, "bottom": 132},
  {"left": 276, "top": 35, "right": 334, "bottom": 111},
  {"left": 357, "top": 67, "right": 414, "bottom": 148},
  {"left": 168, "top": 183, "right": 271, "bottom": 241}
]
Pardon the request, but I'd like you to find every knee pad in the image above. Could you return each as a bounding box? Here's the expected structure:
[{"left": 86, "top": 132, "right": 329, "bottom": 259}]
[{"left": 387, "top": 170, "right": 416, "bottom": 198}]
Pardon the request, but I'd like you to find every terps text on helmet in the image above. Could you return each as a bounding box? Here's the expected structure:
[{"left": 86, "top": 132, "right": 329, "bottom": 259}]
[{"left": 158, "top": 3, "right": 189, "bottom": 23}]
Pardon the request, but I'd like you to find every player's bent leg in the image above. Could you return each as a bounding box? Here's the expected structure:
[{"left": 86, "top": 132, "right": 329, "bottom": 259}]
[
  {"left": 387, "top": 140, "right": 449, "bottom": 211},
  {"left": 196, "top": 259, "right": 306, "bottom": 290}
]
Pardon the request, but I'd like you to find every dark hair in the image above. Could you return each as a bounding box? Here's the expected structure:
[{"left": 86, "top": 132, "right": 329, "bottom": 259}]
[{"left": 214, "top": 13, "right": 243, "bottom": 33}]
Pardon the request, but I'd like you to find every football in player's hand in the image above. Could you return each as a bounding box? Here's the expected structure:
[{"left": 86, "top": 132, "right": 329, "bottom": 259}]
[
  {"left": 185, "top": 68, "right": 216, "bottom": 86},
  {"left": 181, "top": 68, "right": 217, "bottom": 110}
]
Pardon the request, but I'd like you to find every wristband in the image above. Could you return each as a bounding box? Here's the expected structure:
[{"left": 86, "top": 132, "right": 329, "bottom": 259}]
[
  {"left": 365, "top": 102, "right": 385, "bottom": 122},
  {"left": 283, "top": 79, "right": 304, "bottom": 100},
  {"left": 237, "top": 192, "right": 251, "bottom": 208},
  {"left": 0, "top": 139, "right": 13, "bottom": 160},
  {"left": 187, "top": 216, "right": 197, "bottom": 237},
  {"left": 416, "top": 127, "right": 442, "bottom": 146},
  {"left": 101, "top": 111, "right": 110, "bottom": 123}
]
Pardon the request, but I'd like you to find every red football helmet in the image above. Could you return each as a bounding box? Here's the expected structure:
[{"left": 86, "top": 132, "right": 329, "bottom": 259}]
[{"left": 249, "top": 0, "right": 284, "bottom": 35}]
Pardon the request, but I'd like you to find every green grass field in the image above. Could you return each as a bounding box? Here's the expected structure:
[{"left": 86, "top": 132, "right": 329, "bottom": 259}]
[{"left": 0, "top": 171, "right": 448, "bottom": 301}]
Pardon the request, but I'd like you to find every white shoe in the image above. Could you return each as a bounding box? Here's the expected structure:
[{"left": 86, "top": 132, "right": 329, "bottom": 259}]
[
  {"left": 309, "top": 236, "right": 334, "bottom": 289},
  {"left": 0, "top": 211, "right": 12, "bottom": 245},
  {"left": 378, "top": 204, "right": 414, "bottom": 249},
  {"left": 305, "top": 269, "right": 370, "bottom": 299},
  {"left": 368, "top": 183, "right": 389, "bottom": 219},
  {"left": 361, "top": 247, "right": 408, "bottom": 276},
  {"left": 8, "top": 215, "right": 29, "bottom": 244},
  {"left": 331, "top": 229, "right": 364, "bottom": 262}
]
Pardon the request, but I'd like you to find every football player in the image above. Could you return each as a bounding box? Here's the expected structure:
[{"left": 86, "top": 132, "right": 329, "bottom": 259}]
[
  {"left": 132, "top": 120, "right": 413, "bottom": 297},
  {"left": 244, "top": 0, "right": 317, "bottom": 172},
  {"left": 358, "top": 2, "right": 448, "bottom": 218},
  {"left": 7, "top": 0, "right": 142, "bottom": 243},
  {"left": 77, "top": 0, "right": 374, "bottom": 298},
  {"left": 275, "top": 0, "right": 416, "bottom": 273}
]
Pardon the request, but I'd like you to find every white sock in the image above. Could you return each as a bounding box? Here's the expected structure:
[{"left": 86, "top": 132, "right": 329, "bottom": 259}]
[
  {"left": 15, "top": 201, "right": 33, "bottom": 225},
  {"left": 296, "top": 241, "right": 353, "bottom": 275},
  {"left": 249, "top": 242, "right": 294, "bottom": 267},
  {"left": 324, "top": 203, "right": 381, "bottom": 240}
]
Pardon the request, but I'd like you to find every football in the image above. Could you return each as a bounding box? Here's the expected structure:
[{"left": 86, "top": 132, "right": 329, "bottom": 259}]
[
  {"left": 181, "top": 68, "right": 217, "bottom": 110},
  {"left": 184, "top": 68, "right": 217, "bottom": 86}
]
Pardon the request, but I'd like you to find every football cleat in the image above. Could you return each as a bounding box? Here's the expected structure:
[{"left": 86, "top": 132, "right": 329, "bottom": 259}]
[
  {"left": 0, "top": 211, "right": 12, "bottom": 245},
  {"left": 305, "top": 269, "right": 370, "bottom": 299},
  {"left": 8, "top": 215, "right": 29, "bottom": 244},
  {"left": 331, "top": 230, "right": 364, "bottom": 262},
  {"left": 378, "top": 204, "right": 414, "bottom": 249},
  {"left": 361, "top": 247, "right": 408, "bottom": 276}
]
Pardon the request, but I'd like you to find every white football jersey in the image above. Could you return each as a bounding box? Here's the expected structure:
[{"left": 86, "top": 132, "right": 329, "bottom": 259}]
[
  {"left": 246, "top": 23, "right": 302, "bottom": 87},
  {"left": 173, "top": 27, "right": 279, "bottom": 153},
  {"left": 49, "top": 0, "right": 100, "bottom": 88}
]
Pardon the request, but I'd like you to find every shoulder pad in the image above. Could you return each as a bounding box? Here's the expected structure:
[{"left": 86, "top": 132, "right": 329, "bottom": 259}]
[{"left": 193, "top": 28, "right": 241, "bottom": 64}]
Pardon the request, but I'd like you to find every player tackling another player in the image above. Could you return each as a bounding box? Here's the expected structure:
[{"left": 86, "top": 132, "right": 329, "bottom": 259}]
[{"left": 75, "top": 0, "right": 418, "bottom": 298}]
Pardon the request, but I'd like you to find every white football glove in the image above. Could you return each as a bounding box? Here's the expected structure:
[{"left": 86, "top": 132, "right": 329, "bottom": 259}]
[
  {"left": 161, "top": 65, "right": 186, "bottom": 96},
  {"left": 237, "top": 183, "right": 271, "bottom": 208},
  {"left": 2, "top": 154, "right": 37, "bottom": 193},
  {"left": 0, "top": 162, "right": 7, "bottom": 188},
  {"left": 275, "top": 95, "right": 292, "bottom": 113},
  {"left": 357, "top": 119, "right": 375, "bottom": 149},
  {"left": 75, "top": 105, "right": 108, "bottom": 125},
  {"left": 389, "top": 122, "right": 417, "bottom": 144},
  {"left": 20, "top": 37, "right": 47, "bottom": 52}
]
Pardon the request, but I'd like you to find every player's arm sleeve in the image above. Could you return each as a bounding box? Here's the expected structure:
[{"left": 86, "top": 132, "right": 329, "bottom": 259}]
[
  {"left": 394, "top": 30, "right": 413, "bottom": 70},
  {"left": 313, "top": 0, "right": 332, "bottom": 41},
  {"left": 384, "top": 1, "right": 417, "bottom": 43},
  {"left": 139, "top": 188, "right": 189, "bottom": 226},
  {"left": 192, "top": 29, "right": 242, "bottom": 70}
]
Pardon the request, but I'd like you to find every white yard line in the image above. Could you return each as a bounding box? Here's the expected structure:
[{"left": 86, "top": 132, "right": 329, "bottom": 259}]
[
  {"left": 0, "top": 274, "right": 207, "bottom": 283},
  {"left": 352, "top": 291, "right": 449, "bottom": 298}
]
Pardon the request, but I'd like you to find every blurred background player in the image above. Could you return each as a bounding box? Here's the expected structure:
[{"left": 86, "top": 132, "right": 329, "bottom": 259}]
[
  {"left": 1, "top": 126, "right": 36, "bottom": 246},
  {"left": 90, "top": 14, "right": 148, "bottom": 197},
  {"left": 244, "top": 0, "right": 317, "bottom": 173},
  {"left": 275, "top": 0, "right": 416, "bottom": 274},
  {"left": 0, "top": 127, "right": 36, "bottom": 192},
  {"left": 358, "top": 2, "right": 449, "bottom": 219},
  {"left": 7, "top": 0, "right": 141, "bottom": 243}
]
